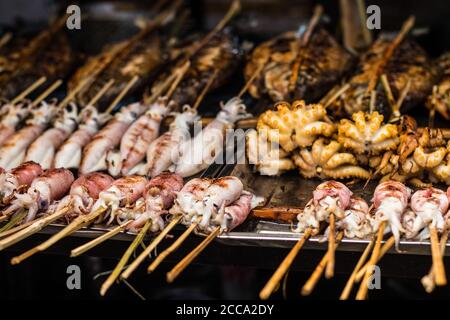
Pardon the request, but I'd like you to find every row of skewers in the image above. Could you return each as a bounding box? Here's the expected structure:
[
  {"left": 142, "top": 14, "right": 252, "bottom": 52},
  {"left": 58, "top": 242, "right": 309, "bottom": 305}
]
[
  {"left": 257, "top": 179, "right": 450, "bottom": 300},
  {"left": 0, "top": 160, "right": 263, "bottom": 296}
]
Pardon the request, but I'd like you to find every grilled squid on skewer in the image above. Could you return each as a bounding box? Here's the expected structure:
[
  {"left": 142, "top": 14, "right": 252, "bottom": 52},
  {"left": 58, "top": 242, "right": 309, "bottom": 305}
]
[
  {"left": 50, "top": 172, "right": 114, "bottom": 224},
  {"left": 2, "top": 168, "right": 74, "bottom": 223},
  {"left": 325, "top": 197, "right": 373, "bottom": 239},
  {"left": 141, "top": 105, "right": 199, "bottom": 177},
  {"left": 0, "top": 101, "right": 31, "bottom": 147},
  {"left": 120, "top": 172, "right": 183, "bottom": 233},
  {"left": 0, "top": 161, "right": 43, "bottom": 205},
  {"left": 54, "top": 106, "right": 111, "bottom": 169},
  {"left": 25, "top": 103, "right": 79, "bottom": 169},
  {"left": 90, "top": 175, "right": 147, "bottom": 225},
  {"left": 80, "top": 102, "right": 145, "bottom": 174},
  {"left": 111, "top": 97, "right": 172, "bottom": 176},
  {"left": 295, "top": 181, "right": 353, "bottom": 234},
  {"left": 403, "top": 188, "right": 449, "bottom": 240},
  {"left": 0, "top": 100, "right": 57, "bottom": 170},
  {"left": 372, "top": 180, "right": 411, "bottom": 250},
  {"left": 174, "top": 97, "right": 251, "bottom": 177}
]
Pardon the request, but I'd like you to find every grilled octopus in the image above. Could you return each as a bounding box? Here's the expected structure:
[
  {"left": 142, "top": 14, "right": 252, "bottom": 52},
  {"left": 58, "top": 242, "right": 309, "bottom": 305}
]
[{"left": 244, "top": 28, "right": 353, "bottom": 103}]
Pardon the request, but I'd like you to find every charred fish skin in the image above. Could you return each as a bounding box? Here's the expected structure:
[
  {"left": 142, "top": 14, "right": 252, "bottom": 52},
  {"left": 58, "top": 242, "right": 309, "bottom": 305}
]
[
  {"left": 245, "top": 28, "right": 353, "bottom": 103},
  {"left": 330, "top": 36, "right": 434, "bottom": 118}
]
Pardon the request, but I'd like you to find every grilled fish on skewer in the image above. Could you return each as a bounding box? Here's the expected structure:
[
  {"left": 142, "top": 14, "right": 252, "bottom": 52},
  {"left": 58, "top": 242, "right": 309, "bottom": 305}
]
[
  {"left": 0, "top": 100, "right": 57, "bottom": 170},
  {"left": 54, "top": 106, "right": 111, "bottom": 169},
  {"left": 2, "top": 168, "right": 74, "bottom": 223},
  {"left": 372, "top": 180, "right": 411, "bottom": 250},
  {"left": 80, "top": 102, "right": 145, "bottom": 174},
  {"left": 112, "top": 97, "right": 172, "bottom": 176},
  {"left": 0, "top": 161, "right": 43, "bottom": 205},
  {"left": 244, "top": 28, "right": 353, "bottom": 103},
  {"left": 24, "top": 103, "right": 79, "bottom": 169},
  {"left": 120, "top": 172, "right": 183, "bottom": 232},
  {"left": 51, "top": 172, "right": 114, "bottom": 224},
  {"left": 427, "top": 53, "right": 450, "bottom": 120},
  {"left": 141, "top": 105, "right": 199, "bottom": 177},
  {"left": 174, "top": 97, "right": 250, "bottom": 177}
]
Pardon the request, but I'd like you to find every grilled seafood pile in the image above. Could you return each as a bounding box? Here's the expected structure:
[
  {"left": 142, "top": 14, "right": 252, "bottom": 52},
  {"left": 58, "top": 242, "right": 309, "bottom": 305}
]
[
  {"left": 247, "top": 100, "right": 450, "bottom": 185},
  {"left": 244, "top": 28, "right": 353, "bottom": 103}
]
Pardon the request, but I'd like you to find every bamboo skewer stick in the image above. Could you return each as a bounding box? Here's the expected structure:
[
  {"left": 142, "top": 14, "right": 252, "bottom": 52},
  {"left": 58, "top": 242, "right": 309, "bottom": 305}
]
[
  {"left": 11, "top": 76, "right": 47, "bottom": 104},
  {"left": 58, "top": 77, "right": 91, "bottom": 109},
  {"left": 0, "top": 217, "right": 43, "bottom": 239},
  {"left": 429, "top": 226, "right": 447, "bottom": 286},
  {"left": 325, "top": 214, "right": 336, "bottom": 278},
  {"left": 165, "top": 61, "right": 190, "bottom": 99},
  {"left": 86, "top": 79, "right": 115, "bottom": 107},
  {"left": 0, "top": 209, "right": 27, "bottom": 233},
  {"left": 0, "top": 206, "right": 71, "bottom": 251},
  {"left": 340, "top": 237, "right": 375, "bottom": 300},
  {"left": 166, "top": 226, "right": 221, "bottom": 283},
  {"left": 105, "top": 76, "right": 139, "bottom": 114},
  {"left": 380, "top": 74, "right": 395, "bottom": 109},
  {"left": 0, "top": 32, "right": 12, "bottom": 49},
  {"left": 120, "top": 215, "right": 182, "bottom": 280},
  {"left": 422, "top": 231, "right": 448, "bottom": 293},
  {"left": 259, "top": 228, "right": 312, "bottom": 300},
  {"left": 356, "top": 221, "right": 386, "bottom": 300},
  {"left": 11, "top": 207, "right": 106, "bottom": 265},
  {"left": 355, "top": 235, "right": 394, "bottom": 282},
  {"left": 323, "top": 84, "right": 351, "bottom": 109},
  {"left": 192, "top": 69, "right": 219, "bottom": 110},
  {"left": 100, "top": 220, "right": 153, "bottom": 296},
  {"left": 148, "top": 221, "right": 198, "bottom": 273},
  {"left": 301, "top": 231, "right": 344, "bottom": 296},
  {"left": 145, "top": 72, "right": 178, "bottom": 105},
  {"left": 70, "top": 220, "right": 133, "bottom": 257},
  {"left": 289, "top": 5, "right": 323, "bottom": 92},
  {"left": 366, "top": 16, "right": 415, "bottom": 93},
  {"left": 32, "top": 80, "right": 63, "bottom": 106}
]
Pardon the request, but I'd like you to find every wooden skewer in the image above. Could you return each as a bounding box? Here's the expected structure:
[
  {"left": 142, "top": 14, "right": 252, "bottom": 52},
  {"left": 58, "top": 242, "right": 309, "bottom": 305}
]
[
  {"left": 289, "top": 5, "right": 323, "bottom": 92},
  {"left": 380, "top": 74, "right": 395, "bottom": 109},
  {"left": 238, "top": 64, "right": 265, "bottom": 99},
  {"left": 86, "top": 79, "right": 115, "bottom": 107},
  {"left": 0, "top": 217, "right": 43, "bottom": 239},
  {"left": 0, "top": 32, "right": 12, "bottom": 49},
  {"left": 166, "top": 226, "right": 221, "bottom": 283},
  {"left": 32, "top": 80, "right": 63, "bottom": 106},
  {"left": 70, "top": 220, "right": 133, "bottom": 257},
  {"left": 10, "top": 207, "right": 106, "bottom": 265},
  {"left": 105, "top": 76, "right": 139, "bottom": 114},
  {"left": 422, "top": 231, "right": 448, "bottom": 293},
  {"left": 10, "top": 76, "right": 47, "bottom": 105},
  {"left": 0, "top": 206, "right": 71, "bottom": 251},
  {"left": 145, "top": 72, "right": 178, "bottom": 105},
  {"left": 369, "top": 90, "right": 376, "bottom": 114},
  {"left": 58, "top": 77, "right": 91, "bottom": 109},
  {"left": 340, "top": 237, "right": 375, "bottom": 300},
  {"left": 120, "top": 215, "right": 182, "bottom": 280},
  {"left": 100, "top": 220, "right": 153, "bottom": 296},
  {"left": 325, "top": 213, "right": 336, "bottom": 279},
  {"left": 192, "top": 69, "right": 219, "bottom": 110},
  {"left": 356, "top": 221, "right": 386, "bottom": 300},
  {"left": 429, "top": 226, "right": 447, "bottom": 286},
  {"left": 366, "top": 16, "right": 415, "bottom": 93},
  {"left": 301, "top": 231, "right": 344, "bottom": 296},
  {"left": 148, "top": 221, "right": 198, "bottom": 273},
  {"left": 323, "top": 84, "right": 351, "bottom": 109},
  {"left": 355, "top": 235, "right": 394, "bottom": 282},
  {"left": 259, "top": 228, "right": 312, "bottom": 300},
  {"left": 0, "top": 209, "right": 28, "bottom": 234},
  {"left": 165, "top": 61, "right": 190, "bottom": 100}
]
